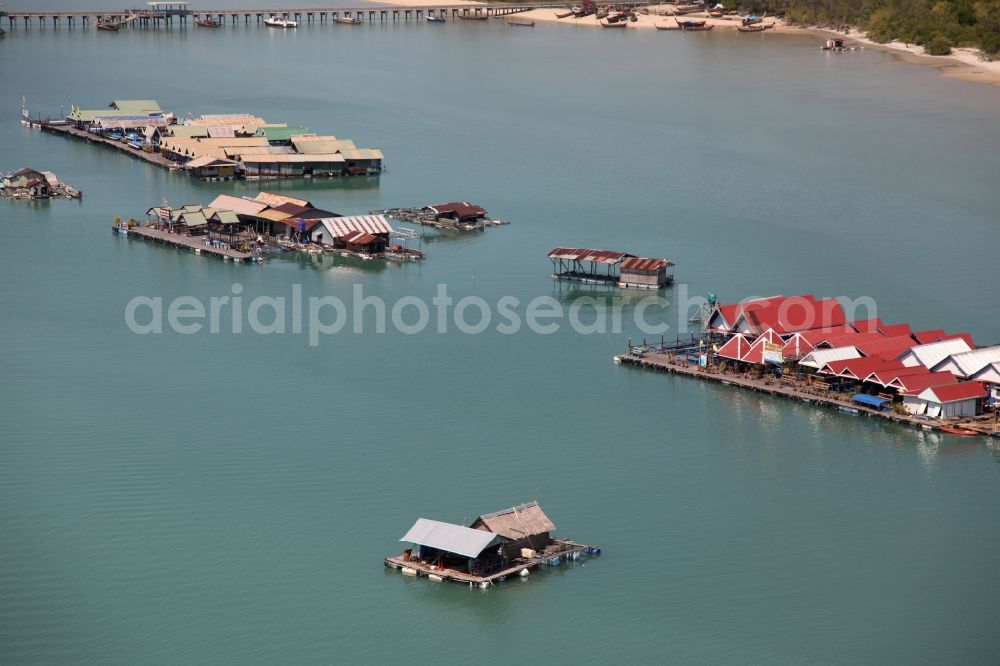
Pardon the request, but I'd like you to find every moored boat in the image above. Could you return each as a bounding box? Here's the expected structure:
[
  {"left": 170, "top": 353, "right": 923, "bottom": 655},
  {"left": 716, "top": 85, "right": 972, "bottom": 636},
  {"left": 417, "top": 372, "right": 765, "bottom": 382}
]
[
  {"left": 264, "top": 15, "right": 297, "bottom": 28},
  {"left": 507, "top": 17, "right": 535, "bottom": 26},
  {"left": 600, "top": 19, "right": 627, "bottom": 28},
  {"left": 426, "top": 15, "right": 446, "bottom": 23},
  {"left": 96, "top": 19, "right": 121, "bottom": 31},
  {"left": 821, "top": 37, "right": 847, "bottom": 50},
  {"left": 335, "top": 16, "right": 361, "bottom": 25},
  {"left": 676, "top": 18, "right": 708, "bottom": 29},
  {"left": 654, "top": 23, "right": 682, "bottom": 30},
  {"left": 939, "top": 425, "right": 979, "bottom": 436},
  {"left": 458, "top": 13, "right": 488, "bottom": 20},
  {"left": 195, "top": 17, "right": 222, "bottom": 27},
  {"left": 737, "top": 22, "right": 774, "bottom": 32},
  {"left": 742, "top": 14, "right": 764, "bottom": 25}
]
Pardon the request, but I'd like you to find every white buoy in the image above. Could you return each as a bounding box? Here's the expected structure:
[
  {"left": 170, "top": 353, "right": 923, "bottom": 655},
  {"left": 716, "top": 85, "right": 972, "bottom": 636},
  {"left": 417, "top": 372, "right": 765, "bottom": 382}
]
[
  {"left": 428, "top": 574, "right": 444, "bottom": 583},
  {"left": 479, "top": 581, "right": 490, "bottom": 589},
  {"left": 401, "top": 567, "right": 417, "bottom": 576},
  {"left": 519, "top": 568, "right": 530, "bottom": 577}
]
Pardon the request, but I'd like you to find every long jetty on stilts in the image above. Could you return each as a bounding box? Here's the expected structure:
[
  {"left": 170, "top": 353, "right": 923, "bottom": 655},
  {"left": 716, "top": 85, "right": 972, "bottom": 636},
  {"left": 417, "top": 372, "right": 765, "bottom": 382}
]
[{"left": 0, "top": 2, "right": 660, "bottom": 30}]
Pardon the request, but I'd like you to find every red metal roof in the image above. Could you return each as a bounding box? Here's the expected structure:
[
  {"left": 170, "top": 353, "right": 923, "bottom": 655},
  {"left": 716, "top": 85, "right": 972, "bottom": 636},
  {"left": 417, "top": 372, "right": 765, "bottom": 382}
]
[
  {"left": 879, "top": 322, "right": 913, "bottom": 338},
  {"left": 821, "top": 358, "right": 904, "bottom": 379},
  {"left": 924, "top": 382, "right": 987, "bottom": 402},
  {"left": 818, "top": 330, "right": 885, "bottom": 349},
  {"left": 891, "top": 371, "right": 960, "bottom": 393},
  {"left": 740, "top": 297, "right": 847, "bottom": 335},
  {"left": 715, "top": 334, "right": 751, "bottom": 361},
  {"left": 740, "top": 335, "right": 784, "bottom": 365},
  {"left": 430, "top": 201, "right": 487, "bottom": 218},
  {"left": 620, "top": 257, "right": 672, "bottom": 271},
  {"left": 912, "top": 329, "right": 947, "bottom": 345},
  {"left": 856, "top": 335, "right": 917, "bottom": 360},
  {"left": 547, "top": 248, "right": 632, "bottom": 264},
  {"left": 851, "top": 318, "right": 883, "bottom": 333},
  {"left": 342, "top": 231, "right": 379, "bottom": 245},
  {"left": 866, "top": 365, "right": 929, "bottom": 386}
]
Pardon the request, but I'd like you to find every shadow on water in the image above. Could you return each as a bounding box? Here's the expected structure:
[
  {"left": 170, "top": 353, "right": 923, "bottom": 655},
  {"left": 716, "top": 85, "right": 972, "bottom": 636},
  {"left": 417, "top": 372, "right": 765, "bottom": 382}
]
[{"left": 270, "top": 249, "right": 390, "bottom": 274}]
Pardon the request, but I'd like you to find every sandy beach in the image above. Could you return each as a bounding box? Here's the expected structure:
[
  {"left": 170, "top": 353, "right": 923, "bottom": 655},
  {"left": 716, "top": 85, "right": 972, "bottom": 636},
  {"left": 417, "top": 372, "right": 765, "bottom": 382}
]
[{"left": 393, "top": 0, "right": 1000, "bottom": 87}]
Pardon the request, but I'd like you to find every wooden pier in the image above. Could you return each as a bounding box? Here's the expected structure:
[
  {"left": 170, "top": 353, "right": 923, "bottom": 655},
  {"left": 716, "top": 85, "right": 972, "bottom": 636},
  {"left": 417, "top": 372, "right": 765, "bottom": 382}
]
[
  {"left": 0, "top": 3, "right": 661, "bottom": 29},
  {"left": 385, "top": 538, "right": 600, "bottom": 587},
  {"left": 34, "top": 122, "right": 180, "bottom": 170},
  {"left": 115, "top": 224, "right": 260, "bottom": 263},
  {"left": 615, "top": 346, "right": 999, "bottom": 438}
]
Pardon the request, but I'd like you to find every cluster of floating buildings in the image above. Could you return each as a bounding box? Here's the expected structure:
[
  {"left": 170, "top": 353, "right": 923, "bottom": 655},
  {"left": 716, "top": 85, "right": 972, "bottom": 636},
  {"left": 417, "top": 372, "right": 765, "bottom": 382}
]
[
  {"left": 696, "top": 294, "right": 997, "bottom": 421},
  {"left": 385, "top": 501, "right": 599, "bottom": 588},
  {"left": 1, "top": 167, "right": 80, "bottom": 199},
  {"left": 548, "top": 247, "right": 675, "bottom": 289},
  {"left": 51, "top": 99, "right": 382, "bottom": 179},
  {"left": 618, "top": 293, "right": 997, "bottom": 434},
  {"left": 117, "top": 191, "right": 423, "bottom": 262}
]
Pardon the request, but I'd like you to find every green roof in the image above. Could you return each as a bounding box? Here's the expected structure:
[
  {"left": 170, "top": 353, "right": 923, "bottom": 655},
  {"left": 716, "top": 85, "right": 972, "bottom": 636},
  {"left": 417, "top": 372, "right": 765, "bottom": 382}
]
[
  {"left": 111, "top": 99, "right": 162, "bottom": 114},
  {"left": 256, "top": 126, "right": 309, "bottom": 142},
  {"left": 212, "top": 210, "right": 241, "bottom": 225},
  {"left": 178, "top": 211, "right": 207, "bottom": 228}
]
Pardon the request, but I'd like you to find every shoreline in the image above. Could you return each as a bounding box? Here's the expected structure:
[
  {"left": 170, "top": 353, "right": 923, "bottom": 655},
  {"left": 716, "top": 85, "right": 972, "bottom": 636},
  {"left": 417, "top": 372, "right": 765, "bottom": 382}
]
[{"left": 470, "top": 1, "right": 1000, "bottom": 87}]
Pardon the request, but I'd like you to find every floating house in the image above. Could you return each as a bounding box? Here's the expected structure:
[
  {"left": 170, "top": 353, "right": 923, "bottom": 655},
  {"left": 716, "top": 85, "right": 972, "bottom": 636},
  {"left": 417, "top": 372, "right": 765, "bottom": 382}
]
[
  {"left": 548, "top": 248, "right": 674, "bottom": 288},
  {"left": 902, "top": 382, "right": 988, "bottom": 418},
  {"left": 58, "top": 101, "right": 382, "bottom": 180},
  {"left": 427, "top": 201, "right": 488, "bottom": 225},
  {"left": 386, "top": 502, "right": 599, "bottom": 587},
  {"left": 619, "top": 257, "right": 675, "bottom": 289},
  {"left": 308, "top": 215, "right": 393, "bottom": 254},
  {"left": 2, "top": 168, "right": 81, "bottom": 199}
]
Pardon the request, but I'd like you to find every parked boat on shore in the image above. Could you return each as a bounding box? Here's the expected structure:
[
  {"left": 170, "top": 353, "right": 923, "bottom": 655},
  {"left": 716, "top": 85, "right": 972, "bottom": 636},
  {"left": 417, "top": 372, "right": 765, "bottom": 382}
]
[
  {"left": 600, "top": 20, "right": 628, "bottom": 28},
  {"left": 676, "top": 18, "right": 712, "bottom": 30},
  {"left": 738, "top": 23, "right": 775, "bottom": 32},
  {"left": 654, "top": 23, "right": 682, "bottom": 30}
]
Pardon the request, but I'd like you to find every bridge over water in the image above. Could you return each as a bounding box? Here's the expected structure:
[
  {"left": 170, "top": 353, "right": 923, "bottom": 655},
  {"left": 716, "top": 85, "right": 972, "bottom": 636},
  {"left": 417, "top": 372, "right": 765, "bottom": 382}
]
[{"left": 0, "top": 2, "right": 658, "bottom": 29}]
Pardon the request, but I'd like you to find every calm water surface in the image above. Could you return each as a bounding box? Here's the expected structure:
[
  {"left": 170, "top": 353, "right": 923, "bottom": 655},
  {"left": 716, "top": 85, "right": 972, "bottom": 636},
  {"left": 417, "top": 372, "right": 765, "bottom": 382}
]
[{"left": 1, "top": 18, "right": 999, "bottom": 665}]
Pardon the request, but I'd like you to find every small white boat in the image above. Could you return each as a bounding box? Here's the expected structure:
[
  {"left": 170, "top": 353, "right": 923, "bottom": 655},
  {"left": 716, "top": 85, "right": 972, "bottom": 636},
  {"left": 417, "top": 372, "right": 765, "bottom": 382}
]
[{"left": 264, "top": 16, "right": 297, "bottom": 28}]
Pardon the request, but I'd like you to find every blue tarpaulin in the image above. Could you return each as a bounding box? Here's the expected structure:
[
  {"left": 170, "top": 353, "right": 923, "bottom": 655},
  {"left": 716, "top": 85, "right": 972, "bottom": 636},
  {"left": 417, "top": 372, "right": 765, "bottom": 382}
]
[{"left": 851, "top": 394, "right": 888, "bottom": 409}]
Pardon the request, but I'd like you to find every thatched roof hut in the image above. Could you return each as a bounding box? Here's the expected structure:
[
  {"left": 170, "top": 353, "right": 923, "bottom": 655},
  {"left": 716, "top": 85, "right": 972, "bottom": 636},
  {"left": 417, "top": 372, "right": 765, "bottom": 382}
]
[{"left": 470, "top": 501, "right": 556, "bottom": 540}]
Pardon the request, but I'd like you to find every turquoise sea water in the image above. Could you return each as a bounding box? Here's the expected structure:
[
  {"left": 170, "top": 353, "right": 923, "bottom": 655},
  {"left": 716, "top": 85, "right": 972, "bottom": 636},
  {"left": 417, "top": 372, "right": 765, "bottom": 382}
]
[{"left": 2, "top": 17, "right": 1000, "bottom": 664}]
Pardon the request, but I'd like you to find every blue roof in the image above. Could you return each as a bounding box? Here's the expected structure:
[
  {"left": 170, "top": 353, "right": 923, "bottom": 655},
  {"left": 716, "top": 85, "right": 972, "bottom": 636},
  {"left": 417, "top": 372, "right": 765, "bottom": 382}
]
[{"left": 851, "top": 394, "right": 888, "bottom": 408}]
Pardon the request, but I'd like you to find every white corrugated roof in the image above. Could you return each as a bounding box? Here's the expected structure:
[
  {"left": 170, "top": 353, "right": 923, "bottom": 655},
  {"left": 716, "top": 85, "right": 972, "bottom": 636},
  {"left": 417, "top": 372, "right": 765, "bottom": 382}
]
[
  {"left": 400, "top": 518, "right": 498, "bottom": 558},
  {"left": 798, "top": 346, "right": 861, "bottom": 369},
  {"left": 900, "top": 338, "right": 973, "bottom": 369},
  {"left": 318, "top": 215, "right": 393, "bottom": 238},
  {"left": 932, "top": 345, "right": 1000, "bottom": 377}
]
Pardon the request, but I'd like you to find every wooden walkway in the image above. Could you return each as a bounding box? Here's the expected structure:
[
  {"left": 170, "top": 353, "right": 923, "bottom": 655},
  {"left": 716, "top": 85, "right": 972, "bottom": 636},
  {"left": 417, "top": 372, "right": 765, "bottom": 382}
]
[
  {"left": 116, "top": 225, "right": 259, "bottom": 262},
  {"left": 36, "top": 122, "right": 179, "bottom": 170},
  {"left": 615, "top": 351, "right": 998, "bottom": 438},
  {"left": 1, "top": 3, "right": 658, "bottom": 27}
]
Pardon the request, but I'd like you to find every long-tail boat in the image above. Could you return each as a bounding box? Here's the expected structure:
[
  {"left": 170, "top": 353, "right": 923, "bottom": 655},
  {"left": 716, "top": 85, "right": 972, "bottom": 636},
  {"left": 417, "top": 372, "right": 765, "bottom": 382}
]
[
  {"left": 600, "top": 19, "right": 627, "bottom": 27},
  {"left": 458, "top": 13, "right": 488, "bottom": 20},
  {"left": 195, "top": 17, "right": 222, "bottom": 27},
  {"left": 676, "top": 18, "right": 707, "bottom": 28},
  {"left": 737, "top": 22, "right": 774, "bottom": 32},
  {"left": 555, "top": 9, "right": 575, "bottom": 18},
  {"left": 654, "top": 23, "right": 681, "bottom": 30},
  {"left": 96, "top": 19, "right": 121, "bottom": 31}
]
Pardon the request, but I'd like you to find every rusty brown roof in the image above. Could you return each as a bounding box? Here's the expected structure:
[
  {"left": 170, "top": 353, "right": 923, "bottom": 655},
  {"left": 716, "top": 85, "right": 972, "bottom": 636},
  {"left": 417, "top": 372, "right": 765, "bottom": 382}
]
[
  {"left": 620, "top": 257, "right": 672, "bottom": 271},
  {"left": 548, "top": 247, "right": 633, "bottom": 264}
]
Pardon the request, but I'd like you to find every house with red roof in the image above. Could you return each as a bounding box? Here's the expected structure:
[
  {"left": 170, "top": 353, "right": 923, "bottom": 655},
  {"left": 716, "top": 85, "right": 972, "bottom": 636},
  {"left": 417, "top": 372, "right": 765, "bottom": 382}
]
[
  {"left": 714, "top": 333, "right": 752, "bottom": 362},
  {"left": 888, "top": 371, "right": 960, "bottom": 394},
  {"left": 730, "top": 297, "right": 847, "bottom": 336},
  {"left": 855, "top": 335, "right": 918, "bottom": 361},
  {"left": 902, "top": 382, "right": 987, "bottom": 418}
]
